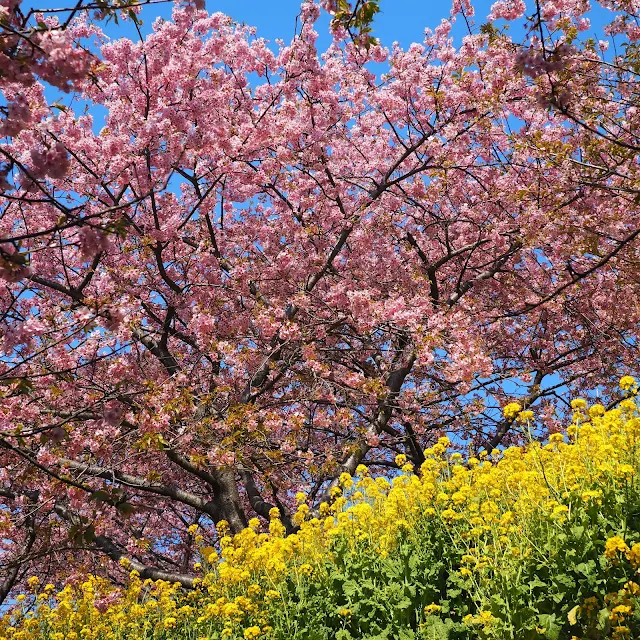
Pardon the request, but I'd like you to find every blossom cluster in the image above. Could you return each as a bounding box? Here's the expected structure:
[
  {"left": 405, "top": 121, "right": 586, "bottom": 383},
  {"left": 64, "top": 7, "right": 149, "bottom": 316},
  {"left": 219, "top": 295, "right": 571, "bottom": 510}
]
[{"left": 514, "top": 43, "right": 575, "bottom": 78}]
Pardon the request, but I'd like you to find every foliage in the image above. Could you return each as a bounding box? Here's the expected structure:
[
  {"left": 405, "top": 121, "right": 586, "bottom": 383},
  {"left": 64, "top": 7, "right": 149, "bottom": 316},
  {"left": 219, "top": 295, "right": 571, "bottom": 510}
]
[
  {"left": 322, "top": 0, "right": 380, "bottom": 48},
  {"left": 5, "top": 383, "right": 640, "bottom": 639}
]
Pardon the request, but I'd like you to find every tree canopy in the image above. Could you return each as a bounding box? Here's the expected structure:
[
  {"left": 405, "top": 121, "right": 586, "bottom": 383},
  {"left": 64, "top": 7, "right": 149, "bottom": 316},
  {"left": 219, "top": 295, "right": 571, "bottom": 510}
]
[{"left": 1, "top": 0, "right": 640, "bottom": 599}]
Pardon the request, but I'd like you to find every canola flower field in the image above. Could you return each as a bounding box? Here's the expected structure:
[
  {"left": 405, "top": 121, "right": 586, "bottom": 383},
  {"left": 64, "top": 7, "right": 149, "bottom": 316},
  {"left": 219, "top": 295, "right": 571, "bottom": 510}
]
[{"left": 5, "top": 379, "right": 640, "bottom": 639}]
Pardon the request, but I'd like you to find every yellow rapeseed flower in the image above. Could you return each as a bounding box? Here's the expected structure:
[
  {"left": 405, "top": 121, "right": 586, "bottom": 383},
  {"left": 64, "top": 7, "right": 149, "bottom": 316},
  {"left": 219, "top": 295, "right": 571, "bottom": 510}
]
[
  {"left": 620, "top": 376, "right": 636, "bottom": 391},
  {"left": 517, "top": 410, "right": 534, "bottom": 423},
  {"left": 570, "top": 398, "right": 587, "bottom": 410},
  {"left": 163, "top": 617, "right": 177, "bottom": 629},
  {"left": 605, "top": 536, "right": 629, "bottom": 560},
  {"left": 627, "top": 543, "right": 640, "bottom": 568},
  {"left": 503, "top": 402, "right": 522, "bottom": 419}
]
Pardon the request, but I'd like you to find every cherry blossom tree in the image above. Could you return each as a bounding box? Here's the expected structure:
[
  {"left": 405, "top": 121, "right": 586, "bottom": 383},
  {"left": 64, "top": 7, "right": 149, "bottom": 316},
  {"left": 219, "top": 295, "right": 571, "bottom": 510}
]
[{"left": 1, "top": 0, "right": 640, "bottom": 600}]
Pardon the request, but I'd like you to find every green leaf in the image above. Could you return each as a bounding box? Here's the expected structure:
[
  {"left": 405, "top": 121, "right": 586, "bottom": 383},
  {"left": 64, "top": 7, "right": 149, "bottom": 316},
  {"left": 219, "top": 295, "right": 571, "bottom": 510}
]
[
  {"left": 528, "top": 577, "right": 547, "bottom": 590},
  {"left": 597, "top": 607, "right": 611, "bottom": 632},
  {"left": 68, "top": 524, "right": 82, "bottom": 542},
  {"left": 342, "top": 580, "right": 359, "bottom": 597},
  {"left": 89, "top": 490, "right": 112, "bottom": 503},
  {"left": 541, "top": 617, "right": 561, "bottom": 640},
  {"left": 15, "top": 378, "right": 34, "bottom": 395},
  {"left": 571, "top": 525, "right": 585, "bottom": 538},
  {"left": 83, "top": 524, "right": 96, "bottom": 543},
  {"left": 117, "top": 502, "right": 135, "bottom": 516}
]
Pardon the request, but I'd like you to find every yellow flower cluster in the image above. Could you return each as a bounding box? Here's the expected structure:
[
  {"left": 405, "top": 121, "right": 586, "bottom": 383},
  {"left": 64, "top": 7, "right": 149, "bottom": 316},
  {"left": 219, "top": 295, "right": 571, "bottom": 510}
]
[
  {"left": 502, "top": 402, "right": 522, "bottom": 419},
  {"left": 0, "top": 574, "right": 190, "bottom": 640},
  {"left": 620, "top": 376, "right": 636, "bottom": 392},
  {"left": 4, "top": 389, "right": 640, "bottom": 639}
]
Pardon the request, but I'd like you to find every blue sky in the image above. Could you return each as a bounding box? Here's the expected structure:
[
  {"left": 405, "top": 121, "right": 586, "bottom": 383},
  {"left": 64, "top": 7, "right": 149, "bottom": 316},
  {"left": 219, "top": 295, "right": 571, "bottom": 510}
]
[
  {"left": 176, "top": 0, "right": 497, "bottom": 47},
  {"left": 25, "top": 0, "right": 618, "bottom": 72},
  {"left": 31, "top": 0, "right": 497, "bottom": 49}
]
